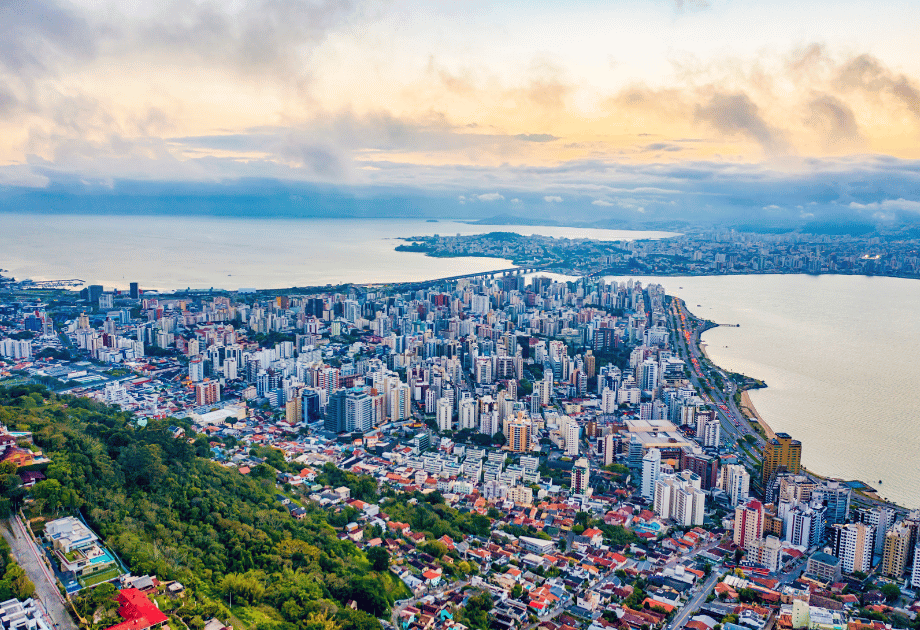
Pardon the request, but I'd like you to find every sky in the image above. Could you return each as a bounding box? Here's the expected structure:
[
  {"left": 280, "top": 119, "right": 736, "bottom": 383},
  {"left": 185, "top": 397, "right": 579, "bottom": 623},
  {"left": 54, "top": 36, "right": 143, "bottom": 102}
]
[{"left": 2, "top": 0, "right": 920, "bottom": 226}]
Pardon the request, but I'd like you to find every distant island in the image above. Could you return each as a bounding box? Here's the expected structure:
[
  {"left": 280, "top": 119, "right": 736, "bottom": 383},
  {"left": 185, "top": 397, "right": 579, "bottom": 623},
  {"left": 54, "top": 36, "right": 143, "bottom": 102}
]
[{"left": 394, "top": 229, "right": 920, "bottom": 280}]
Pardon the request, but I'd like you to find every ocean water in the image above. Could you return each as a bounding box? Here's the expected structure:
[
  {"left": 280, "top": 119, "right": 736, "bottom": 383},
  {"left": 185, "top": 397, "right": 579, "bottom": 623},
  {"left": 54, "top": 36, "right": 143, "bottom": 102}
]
[
  {"left": 0, "top": 214, "right": 676, "bottom": 291},
  {"left": 605, "top": 274, "right": 920, "bottom": 509}
]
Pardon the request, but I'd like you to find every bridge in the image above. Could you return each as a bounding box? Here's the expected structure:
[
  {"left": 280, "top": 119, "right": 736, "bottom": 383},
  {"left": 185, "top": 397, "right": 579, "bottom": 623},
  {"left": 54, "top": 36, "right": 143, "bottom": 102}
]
[{"left": 386, "top": 264, "right": 555, "bottom": 290}]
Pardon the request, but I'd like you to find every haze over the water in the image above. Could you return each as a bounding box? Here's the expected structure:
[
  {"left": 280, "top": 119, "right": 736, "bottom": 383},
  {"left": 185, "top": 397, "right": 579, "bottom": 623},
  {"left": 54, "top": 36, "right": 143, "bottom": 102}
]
[{"left": 2, "top": 1, "right": 920, "bottom": 229}]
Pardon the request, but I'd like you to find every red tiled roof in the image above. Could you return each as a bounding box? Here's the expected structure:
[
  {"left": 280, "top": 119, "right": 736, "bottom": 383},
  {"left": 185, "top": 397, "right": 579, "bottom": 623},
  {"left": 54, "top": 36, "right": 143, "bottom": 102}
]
[{"left": 104, "top": 589, "right": 168, "bottom": 630}]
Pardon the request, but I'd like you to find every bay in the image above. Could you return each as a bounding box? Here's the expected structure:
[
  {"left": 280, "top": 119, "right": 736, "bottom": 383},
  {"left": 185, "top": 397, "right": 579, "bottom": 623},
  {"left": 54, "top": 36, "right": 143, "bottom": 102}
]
[
  {"left": 604, "top": 273, "right": 920, "bottom": 509},
  {"left": 0, "top": 214, "right": 676, "bottom": 291}
]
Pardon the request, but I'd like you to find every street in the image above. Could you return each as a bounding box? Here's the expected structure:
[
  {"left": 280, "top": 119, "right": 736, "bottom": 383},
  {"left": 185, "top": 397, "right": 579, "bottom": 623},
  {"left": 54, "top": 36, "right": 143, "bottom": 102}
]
[
  {"left": 667, "top": 569, "right": 724, "bottom": 630},
  {"left": 669, "top": 301, "right": 763, "bottom": 470},
  {"left": 2, "top": 517, "right": 78, "bottom": 630}
]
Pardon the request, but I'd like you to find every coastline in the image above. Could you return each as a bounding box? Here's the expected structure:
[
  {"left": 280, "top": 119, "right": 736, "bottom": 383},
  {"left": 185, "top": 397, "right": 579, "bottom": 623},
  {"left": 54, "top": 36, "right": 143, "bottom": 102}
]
[
  {"left": 690, "top": 303, "right": 910, "bottom": 511},
  {"left": 739, "top": 390, "right": 777, "bottom": 441}
]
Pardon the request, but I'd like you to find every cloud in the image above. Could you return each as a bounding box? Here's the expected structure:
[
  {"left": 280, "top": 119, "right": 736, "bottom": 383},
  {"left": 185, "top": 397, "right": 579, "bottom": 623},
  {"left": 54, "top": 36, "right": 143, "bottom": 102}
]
[
  {"left": 543, "top": 195, "right": 563, "bottom": 203},
  {"left": 695, "top": 92, "right": 788, "bottom": 154},
  {"left": 804, "top": 94, "right": 864, "bottom": 149},
  {"left": 592, "top": 199, "right": 613, "bottom": 206},
  {"left": 476, "top": 192, "right": 504, "bottom": 201},
  {"left": 0, "top": 0, "right": 97, "bottom": 80},
  {"left": 836, "top": 54, "right": 920, "bottom": 118},
  {"left": 849, "top": 199, "right": 920, "bottom": 213},
  {"left": 643, "top": 142, "right": 682, "bottom": 152},
  {"left": 128, "top": 0, "right": 360, "bottom": 82},
  {"left": 515, "top": 133, "right": 558, "bottom": 142},
  {"left": 510, "top": 198, "right": 521, "bottom": 204}
]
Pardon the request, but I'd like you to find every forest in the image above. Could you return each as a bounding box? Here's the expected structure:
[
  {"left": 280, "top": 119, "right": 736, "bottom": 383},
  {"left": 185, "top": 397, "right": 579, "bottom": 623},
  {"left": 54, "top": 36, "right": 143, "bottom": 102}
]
[{"left": 0, "top": 385, "right": 407, "bottom": 630}]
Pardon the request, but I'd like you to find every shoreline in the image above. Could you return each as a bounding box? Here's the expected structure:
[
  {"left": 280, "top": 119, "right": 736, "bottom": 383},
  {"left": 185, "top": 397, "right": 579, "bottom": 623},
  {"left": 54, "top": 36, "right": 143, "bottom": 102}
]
[
  {"left": 691, "top": 305, "right": 910, "bottom": 511},
  {"left": 739, "top": 390, "right": 777, "bottom": 441}
]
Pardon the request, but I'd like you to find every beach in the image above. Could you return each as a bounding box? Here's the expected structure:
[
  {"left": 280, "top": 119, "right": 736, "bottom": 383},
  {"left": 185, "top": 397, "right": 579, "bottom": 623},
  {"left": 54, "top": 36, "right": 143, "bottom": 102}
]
[{"left": 739, "top": 390, "right": 777, "bottom": 441}]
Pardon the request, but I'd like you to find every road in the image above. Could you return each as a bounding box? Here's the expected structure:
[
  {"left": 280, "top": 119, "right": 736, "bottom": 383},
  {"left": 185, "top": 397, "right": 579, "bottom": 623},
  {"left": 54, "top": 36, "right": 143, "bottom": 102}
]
[
  {"left": 667, "top": 569, "right": 723, "bottom": 630},
  {"left": 2, "top": 517, "right": 78, "bottom": 630},
  {"left": 669, "top": 300, "right": 764, "bottom": 472}
]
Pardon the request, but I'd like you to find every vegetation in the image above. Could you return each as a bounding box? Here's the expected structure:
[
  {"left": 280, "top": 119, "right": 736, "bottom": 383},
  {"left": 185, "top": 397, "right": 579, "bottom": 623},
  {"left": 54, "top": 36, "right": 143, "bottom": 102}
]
[
  {"left": 0, "top": 384, "right": 407, "bottom": 630},
  {"left": 456, "top": 591, "right": 493, "bottom": 630},
  {"left": 0, "top": 537, "right": 35, "bottom": 601},
  {"left": 381, "top": 492, "right": 491, "bottom": 540}
]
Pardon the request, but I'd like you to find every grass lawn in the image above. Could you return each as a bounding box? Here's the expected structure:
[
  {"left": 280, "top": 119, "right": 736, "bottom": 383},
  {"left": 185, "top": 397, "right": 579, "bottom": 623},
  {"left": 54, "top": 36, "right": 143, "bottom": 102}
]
[{"left": 80, "top": 566, "right": 123, "bottom": 588}]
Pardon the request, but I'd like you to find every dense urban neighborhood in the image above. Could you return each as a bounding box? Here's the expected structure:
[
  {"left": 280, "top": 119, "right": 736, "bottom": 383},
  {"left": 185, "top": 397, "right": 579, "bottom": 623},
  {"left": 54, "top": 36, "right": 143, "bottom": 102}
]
[{"left": 0, "top": 267, "right": 919, "bottom": 630}]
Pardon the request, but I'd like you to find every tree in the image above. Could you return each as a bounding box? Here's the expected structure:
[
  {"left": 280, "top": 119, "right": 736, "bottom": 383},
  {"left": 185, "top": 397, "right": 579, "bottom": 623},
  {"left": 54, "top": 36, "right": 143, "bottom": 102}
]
[
  {"left": 419, "top": 540, "right": 448, "bottom": 559},
  {"left": 367, "top": 547, "right": 389, "bottom": 572},
  {"left": 336, "top": 608, "right": 382, "bottom": 630},
  {"left": 880, "top": 583, "right": 901, "bottom": 603},
  {"left": 348, "top": 575, "right": 390, "bottom": 617}
]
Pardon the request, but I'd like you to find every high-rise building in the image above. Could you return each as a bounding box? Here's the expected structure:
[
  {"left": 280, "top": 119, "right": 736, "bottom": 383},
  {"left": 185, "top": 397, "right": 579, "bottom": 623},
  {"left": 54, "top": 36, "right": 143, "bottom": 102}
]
[
  {"left": 628, "top": 433, "right": 643, "bottom": 470},
  {"left": 346, "top": 388, "right": 373, "bottom": 434},
  {"left": 854, "top": 506, "right": 896, "bottom": 556},
  {"left": 719, "top": 464, "right": 750, "bottom": 507},
  {"left": 601, "top": 433, "right": 615, "bottom": 466},
  {"left": 195, "top": 380, "right": 220, "bottom": 406},
  {"left": 734, "top": 499, "right": 765, "bottom": 550},
  {"left": 474, "top": 357, "right": 493, "bottom": 384},
  {"left": 539, "top": 372, "right": 553, "bottom": 405},
  {"left": 784, "top": 502, "right": 825, "bottom": 549},
  {"left": 285, "top": 396, "right": 302, "bottom": 425},
  {"left": 680, "top": 452, "right": 719, "bottom": 490},
  {"left": 881, "top": 524, "right": 912, "bottom": 578},
  {"left": 748, "top": 535, "right": 783, "bottom": 573},
  {"left": 459, "top": 398, "right": 477, "bottom": 430},
  {"left": 829, "top": 523, "right": 874, "bottom": 574},
  {"left": 701, "top": 417, "right": 720, "bottom": 448},
  {"left": 572, "top": 457, "right": 590, "bottom": 495},
  {"left": 563, "top": 418, "right": 579, "bottom": 456},
  {"left": 390, "top": 383, "right": 411, "bottom": 421},
  {"left": 912, "top": 545, "right": 920, "bottom": 589},
  {"left": 479, "top": 410, "right": 499, "bottom": 436},
  {"left": 129, "top": 282, "right": 139, "bottom": 299},
  {"left": 641, "top": 448, "right": 661, "bottom": 500},
  {"left": 301, "top": 389, "right": 321, "bottom": 423},
  {"left": 189, "top": 358, "right": 204, "bottom": 382},
  {"left": 325, "top": 390, "right": 347, "bottom": 433},
  {"left": 811, "top": 480, "right": 852, "bottom": 525},
  {"left": 654, "top": 471, "right": 706, "bottom": 526},
  {"left": 507, "top": 419, "right": 531, "bottom": 453},
  {"left": 436, "top": 397, "right": 452, "bottom": 432},
  {"left": 762, "top": 432, "right": 802, "bottom": 488}
]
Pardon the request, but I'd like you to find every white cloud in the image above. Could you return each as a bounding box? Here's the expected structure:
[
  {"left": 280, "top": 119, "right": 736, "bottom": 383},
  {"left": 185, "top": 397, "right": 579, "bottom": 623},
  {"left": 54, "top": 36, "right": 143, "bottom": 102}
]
[
  {"left": 763, "top": 204, "right": 781, "bottom": 210},
  {"left": 592, "top": 199, "right": 613, "bottom": 206},
  {"left": 510, "top": 198, "right": 521, "bottom": 204},
  {"left": 477, "top": 192, "right": 504, "bottom": 201},
  {"left": 849, "top": 198, "right": 920, "bottom": 213},
  {"left": 544, "top": 195, "right": 563, "bottom": 203}
]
